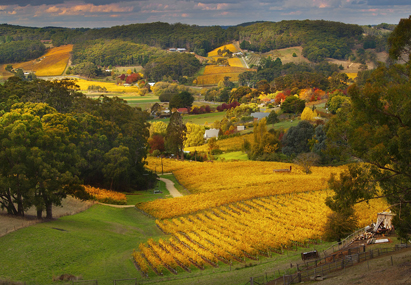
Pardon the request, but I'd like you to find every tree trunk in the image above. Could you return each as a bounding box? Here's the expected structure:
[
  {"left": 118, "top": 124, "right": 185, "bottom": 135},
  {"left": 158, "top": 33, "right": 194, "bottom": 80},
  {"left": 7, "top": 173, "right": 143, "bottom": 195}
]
[
  {"left": 37, "top": 208, "right": 42, "bottom": 219},
  {"left": 46, "top": 203, "right": 53, "bottom": 219}
]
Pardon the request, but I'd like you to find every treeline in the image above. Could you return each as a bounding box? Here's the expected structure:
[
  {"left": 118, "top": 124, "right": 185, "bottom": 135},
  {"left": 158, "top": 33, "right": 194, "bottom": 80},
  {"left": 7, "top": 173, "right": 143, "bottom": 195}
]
[
  {"left": 239, "top": 58, "right": 345, "bottom": 91},
  {"left": 144, "top": 53, "right": 201, "bottom": 81},
  {"left": 72, "top": 39, "right": 166, "bottom": 67},
  {"left": 0, "top": 40, "right": 46, "bottom": 64},
  {"left": 0, "top": 77, "right": 156, "bottom": 218},
  {"left": 239, "top": 20, "right": 363, "bottom": 60}
]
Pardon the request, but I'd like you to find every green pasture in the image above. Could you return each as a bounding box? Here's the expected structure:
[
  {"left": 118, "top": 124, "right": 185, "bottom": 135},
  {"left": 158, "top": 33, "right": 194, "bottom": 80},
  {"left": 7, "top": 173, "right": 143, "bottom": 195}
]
[
  {"left": 216, "top": 151, "right": 249, "bottom": 161},
  {"left": 150, "top": 111, "right": 226, "bottom": 125}
]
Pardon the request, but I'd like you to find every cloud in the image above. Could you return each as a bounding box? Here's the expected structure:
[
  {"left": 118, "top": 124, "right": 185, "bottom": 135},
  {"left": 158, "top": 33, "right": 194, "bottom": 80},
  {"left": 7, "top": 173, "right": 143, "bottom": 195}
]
[{"left": 0, "top": 0, "right": 410, "bottom": 28}]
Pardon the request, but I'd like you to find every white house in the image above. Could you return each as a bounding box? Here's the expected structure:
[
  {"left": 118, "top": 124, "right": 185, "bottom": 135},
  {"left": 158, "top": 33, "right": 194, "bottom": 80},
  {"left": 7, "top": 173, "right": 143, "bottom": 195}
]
[
  {"left": 177, "top": 48, "right": 186, "bottom": 52},
  {"left": 204, "top": 129, "right": 219, "bottom": 140}
]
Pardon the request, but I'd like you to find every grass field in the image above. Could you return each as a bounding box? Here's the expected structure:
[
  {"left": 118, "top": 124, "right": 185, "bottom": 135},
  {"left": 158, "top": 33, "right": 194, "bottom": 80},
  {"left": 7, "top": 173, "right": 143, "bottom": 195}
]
[
  {"left": 13, "top": 45, "right": 73, "bottom": 76},
  {"left": 264, "top": 47, "right": 309, "bottom": 64},
  {"left": 149, "top": 111, "right": 226, "bottom": 125},
  {"left": 0, "top": 205, "right": 163, "bottom": 284},
  {"left": 216, "top": 151, "right": 249, "bottom": 161}
]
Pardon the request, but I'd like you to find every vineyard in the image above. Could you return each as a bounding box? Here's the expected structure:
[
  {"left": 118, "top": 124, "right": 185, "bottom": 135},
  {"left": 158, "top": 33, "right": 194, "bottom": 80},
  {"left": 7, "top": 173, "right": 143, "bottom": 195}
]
[
  {"left": 184, "top": 133, "right": 254, "bottom": 152},
  {"left": 246, "top": 54, "right": 261, "bottom": 67},
  {"left": 207, "top": 44, "right": 239, "bottom": 57},
  {"left": 71, "top": 78, "right": 141, "bottom": 93},
  {"left": 196, "top": 65, "right": 254, "bottom": 85},
  {"left": 13, "top": 45, "right": 73, "bottom": 76},
  {"left": 135, "top": 196, "right": 387, "bottom": 276},
  {"left": 227, "top": 57, "right": 245, "bottom": 68}
]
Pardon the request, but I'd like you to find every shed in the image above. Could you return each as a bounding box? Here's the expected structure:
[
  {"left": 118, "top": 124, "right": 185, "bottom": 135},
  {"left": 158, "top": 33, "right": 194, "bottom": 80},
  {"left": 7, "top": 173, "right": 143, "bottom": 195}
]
[
  {"left": 204, "top": 129, "right": 219, "bottom": 140},
  {"left": 374, "top": 212, "right": 395, "bottom": 231},
  {"left": 237, "top": 126, "right": 245, "bottom": 131}
]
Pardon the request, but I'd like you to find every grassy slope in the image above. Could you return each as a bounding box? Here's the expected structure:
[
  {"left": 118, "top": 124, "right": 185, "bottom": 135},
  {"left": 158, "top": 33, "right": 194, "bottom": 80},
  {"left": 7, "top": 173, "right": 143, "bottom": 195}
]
[
  {"left": 0, "top": 205, "right": 163, "bottom": 284},
  {"left": 150, "top": 111, "right": 226, "bottom": 125}
]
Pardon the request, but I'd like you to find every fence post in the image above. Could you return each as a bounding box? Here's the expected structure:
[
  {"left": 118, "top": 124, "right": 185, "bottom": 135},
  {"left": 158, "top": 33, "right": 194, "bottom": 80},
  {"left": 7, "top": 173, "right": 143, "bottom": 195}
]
[
  {"left": 391, "top": 256, "right": 393, "bottom": 266},
  {"left": 250, "top": 277, "right": 253, "bottom": 285}
]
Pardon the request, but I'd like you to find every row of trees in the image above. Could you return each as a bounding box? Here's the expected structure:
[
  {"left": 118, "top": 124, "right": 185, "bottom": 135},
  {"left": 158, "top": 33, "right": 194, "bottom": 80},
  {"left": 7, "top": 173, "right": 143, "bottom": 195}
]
[
  {"left": 0, "top": 78, "right": 156, "bottom": 219},
  {"left": 0, "top": 40, "right": 46, "bottom": 64}
]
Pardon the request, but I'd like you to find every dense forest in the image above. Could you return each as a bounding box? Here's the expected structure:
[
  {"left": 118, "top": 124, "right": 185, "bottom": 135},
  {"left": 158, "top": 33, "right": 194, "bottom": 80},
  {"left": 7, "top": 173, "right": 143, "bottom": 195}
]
[
  {"left": 0, "top": 20, "right": 393, "bottom": 68},
  {"left": 72, "top": 39, "right": 166, "bottom": 67}
]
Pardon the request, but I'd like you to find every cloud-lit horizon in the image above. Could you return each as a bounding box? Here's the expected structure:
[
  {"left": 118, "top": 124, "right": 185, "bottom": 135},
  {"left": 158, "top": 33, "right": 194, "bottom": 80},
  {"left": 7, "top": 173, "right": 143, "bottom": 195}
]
[{"left": 0, "top": 0, "right": 409, "bottom": 28}]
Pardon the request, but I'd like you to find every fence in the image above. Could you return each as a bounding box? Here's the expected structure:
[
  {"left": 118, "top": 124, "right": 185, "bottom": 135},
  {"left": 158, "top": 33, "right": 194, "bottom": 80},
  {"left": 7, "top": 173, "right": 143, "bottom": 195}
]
[
  {"left": 320, "top": 227, "right": 367, "bottom": 258},
  {"left": 253, "top": 243, "right": 409, "bottom": 285}
]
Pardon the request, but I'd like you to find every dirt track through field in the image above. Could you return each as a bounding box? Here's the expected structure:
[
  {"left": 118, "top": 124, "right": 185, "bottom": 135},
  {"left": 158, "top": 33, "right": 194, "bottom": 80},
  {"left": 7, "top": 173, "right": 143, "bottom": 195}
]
[{"left": 159, "top": 178, "right": 183, "bottom": 197}]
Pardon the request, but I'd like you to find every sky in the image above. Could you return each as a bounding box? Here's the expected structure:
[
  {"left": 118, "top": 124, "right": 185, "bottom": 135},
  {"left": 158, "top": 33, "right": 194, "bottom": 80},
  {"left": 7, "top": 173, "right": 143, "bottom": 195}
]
[{"left": 0, "top": 0, "right": 410, "bottom": 28}]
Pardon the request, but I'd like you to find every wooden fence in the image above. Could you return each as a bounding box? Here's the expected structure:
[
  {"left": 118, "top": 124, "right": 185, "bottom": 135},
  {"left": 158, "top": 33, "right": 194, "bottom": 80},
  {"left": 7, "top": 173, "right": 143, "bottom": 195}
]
[{"left": 245, "top": 243, "right": 409, "bottom": 285}]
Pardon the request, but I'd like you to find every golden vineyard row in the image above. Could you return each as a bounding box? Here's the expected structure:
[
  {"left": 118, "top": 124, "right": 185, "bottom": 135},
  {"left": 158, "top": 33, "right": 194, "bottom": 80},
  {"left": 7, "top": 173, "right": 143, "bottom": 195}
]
[{"left": 133, "top": 191, "right": 388, "bottom": 275}]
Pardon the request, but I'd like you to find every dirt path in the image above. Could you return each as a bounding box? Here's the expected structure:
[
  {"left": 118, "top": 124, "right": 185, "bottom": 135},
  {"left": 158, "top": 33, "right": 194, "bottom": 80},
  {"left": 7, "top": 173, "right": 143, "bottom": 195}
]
[
  {"left": 96, "top": 202, "right": 136, "bottom": 208},
  {"left": 159, "top": 178, "right": 183, "bottom": 198}
]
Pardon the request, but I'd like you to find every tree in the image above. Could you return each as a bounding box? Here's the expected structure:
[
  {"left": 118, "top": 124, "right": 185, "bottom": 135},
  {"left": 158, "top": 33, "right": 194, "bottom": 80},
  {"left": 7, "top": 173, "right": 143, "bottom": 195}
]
[
  {"left": 300, "top": 107, "right": 317, "bottom": 121},
  {"left": 293, "top": 152, "right": 320, "bottom": 174},
  {"left": 282, "top": 120, "right": 314, "bottom": 156},
  {"left": 325, "top": 19, "right": 411, "bottom": 240},
  {"left": 169, "top": 91, "right": 194, "bottom": 109},
  {"left": 148, "top": 134, "right": 165, "bottom": 153},
  {"left": 103, "top": 146, "right": 131, "bottom": 190},
  {"left": 184, "top": 123, "right": 205, "bottom": 148},
  {"left": 266, "top": 110, "right": 279, "bottom": 125},
  {"left": 280, "top": 96, "right": 305, "bottom": 113},
  {"left": 165, "top": 112, "right": 186, "bottom": 157},
  {"left": 0, "top": 104, "right": 85, "bottom": 218}
]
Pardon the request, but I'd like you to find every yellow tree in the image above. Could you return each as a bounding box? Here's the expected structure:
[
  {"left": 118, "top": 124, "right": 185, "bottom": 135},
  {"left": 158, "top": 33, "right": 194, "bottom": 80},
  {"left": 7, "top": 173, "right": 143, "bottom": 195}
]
[
  {"left": 301, "top": 107, "right": 315, "bottom": 121},
  {"left": 184, "top": 123, "right": 205, "bottom": 148},
  {"left": 149, "top": 121, "right": 167, "bottom": 137}
]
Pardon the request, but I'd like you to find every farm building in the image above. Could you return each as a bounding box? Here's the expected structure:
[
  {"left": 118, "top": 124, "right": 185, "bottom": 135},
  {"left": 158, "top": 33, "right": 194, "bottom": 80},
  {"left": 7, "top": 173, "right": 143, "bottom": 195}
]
[
  {"left": 204, "top": 129, "right": 219, "bottom": 140},
  {"left": 177, "top": 108, "right": 188, "bottom": 114},
  {"left": 251, "top": 112, "right": 270, "bottom": 121}
]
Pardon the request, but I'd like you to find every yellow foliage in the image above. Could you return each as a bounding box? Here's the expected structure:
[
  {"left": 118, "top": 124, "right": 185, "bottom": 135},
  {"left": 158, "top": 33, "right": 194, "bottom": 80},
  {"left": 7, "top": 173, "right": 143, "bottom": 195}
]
[
  {"left": 228, "top": 57, "right": 244, "bottom": 67},
  {"left": 196, "top": 65, "right": 254, "bottom": 85},
  {"left": 13, "top": 45, "right": 73, "bottom": 76},
  {"left": 184, "top": 123, "right": 205, "bottom": 148},
  {"left": 84, "top": 185, "right": 127, "bottom": 204},
  {"left": 72, "top": 79, "right": 140, "bottom": 93},
  {"left": 301, "top": 107, "right": 316, "bottom": 121},
  {"left": 149, "top": 121, "right": 167, "bottom": 137},
  {"left": 184, "top": 133, "right": 254, "bottom": 152},
  {"left": 346, "top": 73, "right": 358, "bottom": 80},
  {"left": 207, "top": 44, "right": 239, "bottom": 57},
  {"left": 135, "top": 189, "right": 388, "bottom": 274}
]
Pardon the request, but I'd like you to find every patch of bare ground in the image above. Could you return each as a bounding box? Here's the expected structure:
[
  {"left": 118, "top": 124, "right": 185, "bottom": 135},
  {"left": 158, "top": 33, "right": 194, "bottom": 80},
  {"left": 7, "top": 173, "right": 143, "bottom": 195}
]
[
  {"left": 0, "top": 196, "right": 94, "bottom": 237},
  {"left": 313, "top": 247, "right": 411, "bottom": 285}
]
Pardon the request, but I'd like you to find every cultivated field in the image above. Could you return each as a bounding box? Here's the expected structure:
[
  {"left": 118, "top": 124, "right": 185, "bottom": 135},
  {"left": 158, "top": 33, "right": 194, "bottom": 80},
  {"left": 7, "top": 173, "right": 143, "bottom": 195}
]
[
  {"left": 13, "top": 45, "right": 73, "bottom": 76},
  {"left": 208, "top": 44, "right": 239, "bottom": 57},
  {"left": 136, "top": 159, "right": 389, "bottom": 276},
  {"left": 184, "top": 133, "right": 254, "bottom": 152},
  {"left": 71, "top": 78, "right": 141, "bottom": 93},
  {"left": 227, "top": 57, "right": 245, "bottom": 68},
  {"left": 196, "top": 65, "right": 254, "bottom": 85}
]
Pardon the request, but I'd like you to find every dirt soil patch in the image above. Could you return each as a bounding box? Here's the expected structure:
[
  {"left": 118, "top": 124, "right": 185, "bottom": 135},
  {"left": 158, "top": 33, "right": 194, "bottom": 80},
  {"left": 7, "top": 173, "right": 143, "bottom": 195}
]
[{"left": 0, "top": 196, "right": 94, "bottom": 237}]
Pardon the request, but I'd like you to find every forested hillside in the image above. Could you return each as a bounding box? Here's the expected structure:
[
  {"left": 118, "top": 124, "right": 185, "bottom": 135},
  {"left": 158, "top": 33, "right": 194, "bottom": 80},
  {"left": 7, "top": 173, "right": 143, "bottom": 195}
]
[
  {"left": 72, "top": 39, "right": 166, "bottom": 67},
  {"left": 239, "top": 20, "right": 363, "bottom": 60}
]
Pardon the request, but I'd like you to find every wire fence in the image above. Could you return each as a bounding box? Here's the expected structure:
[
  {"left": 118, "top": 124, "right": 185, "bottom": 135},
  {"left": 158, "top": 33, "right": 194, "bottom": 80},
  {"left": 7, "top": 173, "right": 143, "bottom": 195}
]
[{"left": 244, "top": 243, "right": 410, "bottom": 285}]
